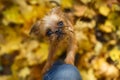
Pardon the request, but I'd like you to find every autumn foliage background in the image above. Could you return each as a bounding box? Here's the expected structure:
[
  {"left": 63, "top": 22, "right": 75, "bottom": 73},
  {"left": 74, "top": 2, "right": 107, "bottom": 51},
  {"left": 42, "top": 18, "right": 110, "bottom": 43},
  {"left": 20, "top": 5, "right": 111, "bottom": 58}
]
[{"left": 0, "top": 0, "right": 120, "bottom": 80}]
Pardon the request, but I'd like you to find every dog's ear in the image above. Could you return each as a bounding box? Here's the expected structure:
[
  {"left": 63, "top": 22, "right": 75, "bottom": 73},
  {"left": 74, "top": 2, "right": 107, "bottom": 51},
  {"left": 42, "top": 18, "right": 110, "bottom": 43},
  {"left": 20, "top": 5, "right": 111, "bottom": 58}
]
[
  {"left": 50, "top": 7, "right": 63, "bottom": 16},
  {"left": 29, "top": 21, "right": 42, "bottom": 38}
]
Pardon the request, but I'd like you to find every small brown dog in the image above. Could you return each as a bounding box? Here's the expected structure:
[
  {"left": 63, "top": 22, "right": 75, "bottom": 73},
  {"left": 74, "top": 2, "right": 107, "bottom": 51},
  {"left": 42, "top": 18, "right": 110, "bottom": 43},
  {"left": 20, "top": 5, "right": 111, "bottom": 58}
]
[{"left": 30, "top": 7, "right": 77, "bottom": 74}]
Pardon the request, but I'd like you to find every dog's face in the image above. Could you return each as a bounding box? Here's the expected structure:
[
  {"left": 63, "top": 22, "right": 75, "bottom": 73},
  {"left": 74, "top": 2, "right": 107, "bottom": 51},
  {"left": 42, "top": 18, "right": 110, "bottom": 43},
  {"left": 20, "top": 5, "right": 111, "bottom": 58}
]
[{"left": 30, "top": 7, "right": 73, "bottom": 41}]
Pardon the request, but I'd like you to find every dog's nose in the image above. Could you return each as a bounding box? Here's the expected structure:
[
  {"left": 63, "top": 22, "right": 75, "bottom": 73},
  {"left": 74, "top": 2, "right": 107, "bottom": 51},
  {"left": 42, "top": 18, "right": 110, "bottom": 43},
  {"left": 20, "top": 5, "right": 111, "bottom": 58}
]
[{"left": 55, "top": 29, "right": 63, "bottom": 35}]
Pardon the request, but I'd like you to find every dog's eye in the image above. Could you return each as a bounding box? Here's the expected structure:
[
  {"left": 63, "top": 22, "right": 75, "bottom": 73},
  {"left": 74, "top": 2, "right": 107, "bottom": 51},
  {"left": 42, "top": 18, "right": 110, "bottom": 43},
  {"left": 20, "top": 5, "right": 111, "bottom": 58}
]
[
  {"left": 57, "top": 21, "right": 64, "bottom": 27},
  {"left": 46, "top": 29, "right": 53, "bottom": 36}
]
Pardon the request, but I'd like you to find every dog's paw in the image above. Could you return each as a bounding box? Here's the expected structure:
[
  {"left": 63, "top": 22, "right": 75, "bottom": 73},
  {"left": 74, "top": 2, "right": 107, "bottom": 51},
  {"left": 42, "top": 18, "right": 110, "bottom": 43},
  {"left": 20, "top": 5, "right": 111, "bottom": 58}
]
[{"left": 64, "top": 56, "right": 74, "bottom": 65}]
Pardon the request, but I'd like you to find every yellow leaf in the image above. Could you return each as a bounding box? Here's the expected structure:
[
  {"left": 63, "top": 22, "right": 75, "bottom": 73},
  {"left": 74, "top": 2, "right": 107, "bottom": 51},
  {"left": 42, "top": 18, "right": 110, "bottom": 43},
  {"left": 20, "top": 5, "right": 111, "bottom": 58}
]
[
  {"left": 61, "top": 0, "right": 73, "bottom": 8},
  {"left": 99, "top": 5, "right": 110, "bottom": 16},
  {"left": 2, "top": 6, "right": 24, "bottom": 25},
  {"left": 81, "top": 0, "right": 92, "bottom": 4},
  {"left": 109, "top": 47, "right": 120, "bottom": 61},
  {"left": 80, "top": 69, "right": 97, "bottom": 80},
  {"left": 35, "top": 42, "right": 49, "bottom": 63},
  {"left": 99, "top": 20, "right": 114, "bottom": 33},
  {"left": 18, "top": 67, "right": 30, "bottom": 78}
]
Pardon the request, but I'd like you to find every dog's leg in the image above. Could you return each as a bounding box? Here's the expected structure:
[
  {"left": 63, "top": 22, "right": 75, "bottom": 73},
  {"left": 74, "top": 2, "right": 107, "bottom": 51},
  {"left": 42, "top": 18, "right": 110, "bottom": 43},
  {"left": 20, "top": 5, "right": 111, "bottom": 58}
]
[
  {"left": 65, "top": 32, "right": 77, "bottom": 65},
  {"left": 42, "top": 42, "right": 58, "bottom": 74}
]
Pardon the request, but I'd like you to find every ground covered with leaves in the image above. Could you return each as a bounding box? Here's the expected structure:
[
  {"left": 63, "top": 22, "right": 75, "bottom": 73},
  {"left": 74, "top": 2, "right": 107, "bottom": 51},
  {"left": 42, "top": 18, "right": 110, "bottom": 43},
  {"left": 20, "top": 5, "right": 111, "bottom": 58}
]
[{"left": 0, "top": 0, "right": 120, "bottom": 80}]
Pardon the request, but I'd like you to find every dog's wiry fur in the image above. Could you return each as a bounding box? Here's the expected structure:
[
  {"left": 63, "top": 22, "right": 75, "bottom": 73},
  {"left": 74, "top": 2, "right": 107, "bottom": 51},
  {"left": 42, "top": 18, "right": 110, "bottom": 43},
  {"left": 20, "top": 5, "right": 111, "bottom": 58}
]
[{"left": 30, "top": 7, "right": 77, "bottom": 74}]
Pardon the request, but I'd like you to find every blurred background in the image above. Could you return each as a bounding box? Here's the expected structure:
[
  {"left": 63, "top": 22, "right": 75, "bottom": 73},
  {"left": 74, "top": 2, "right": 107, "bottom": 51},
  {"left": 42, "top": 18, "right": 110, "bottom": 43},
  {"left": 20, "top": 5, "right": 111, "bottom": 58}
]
[{"left": 0, "top": 0, "right": 120, "bottom": 80}]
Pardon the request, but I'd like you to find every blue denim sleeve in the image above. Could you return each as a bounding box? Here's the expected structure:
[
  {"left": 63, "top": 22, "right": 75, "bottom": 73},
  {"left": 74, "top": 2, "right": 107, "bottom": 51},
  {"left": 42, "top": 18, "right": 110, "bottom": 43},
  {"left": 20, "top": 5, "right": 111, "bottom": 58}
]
[{"left": 43, "top": 60, "right": 82, "bottom": 80}]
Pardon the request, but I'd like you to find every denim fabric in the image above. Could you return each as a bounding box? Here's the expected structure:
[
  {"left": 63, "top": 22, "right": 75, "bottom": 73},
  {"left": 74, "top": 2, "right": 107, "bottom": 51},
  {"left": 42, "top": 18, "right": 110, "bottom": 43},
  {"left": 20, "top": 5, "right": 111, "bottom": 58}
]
[{"left": 43, "top": 60, "right": 82, "bottom": 80}]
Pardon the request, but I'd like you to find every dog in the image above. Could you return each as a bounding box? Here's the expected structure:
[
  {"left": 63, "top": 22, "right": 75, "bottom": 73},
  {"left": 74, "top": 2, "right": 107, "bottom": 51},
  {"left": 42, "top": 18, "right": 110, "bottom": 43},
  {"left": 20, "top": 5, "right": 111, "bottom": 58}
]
[{"left": 29, "top": 7, "right": 77, "bottom": 74}]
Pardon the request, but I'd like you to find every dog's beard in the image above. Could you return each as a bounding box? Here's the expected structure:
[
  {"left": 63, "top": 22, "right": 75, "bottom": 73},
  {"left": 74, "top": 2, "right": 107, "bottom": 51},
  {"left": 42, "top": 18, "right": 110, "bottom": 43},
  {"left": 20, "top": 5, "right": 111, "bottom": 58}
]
[
  {"left": 48, "top": 26, "right": 73, "bottom": 42},
  {"left": 55, "top": 28, "right": 65, "bottom": 39},
  {"left": 48, "top": 28, "right": 65, "bottom": 41}
]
